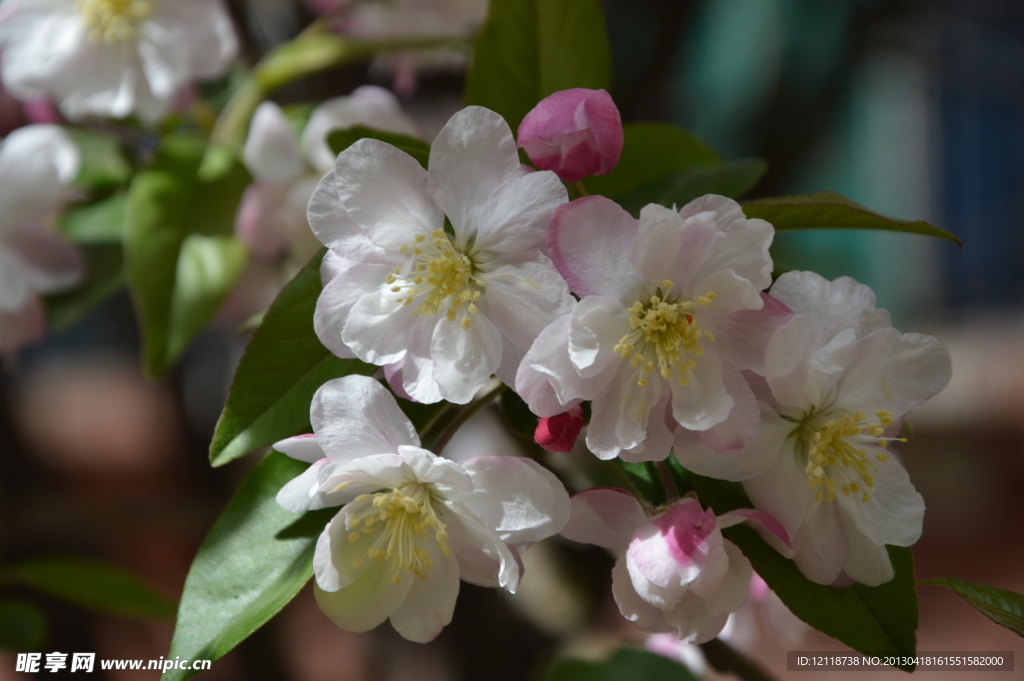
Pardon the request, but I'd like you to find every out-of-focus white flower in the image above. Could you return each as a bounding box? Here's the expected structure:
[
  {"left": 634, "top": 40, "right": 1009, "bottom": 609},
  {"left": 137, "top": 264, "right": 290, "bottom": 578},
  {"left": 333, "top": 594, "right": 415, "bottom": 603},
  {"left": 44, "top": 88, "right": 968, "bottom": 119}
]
[
  {"left": 0, "top": 124, "right": 82, "bottom": 358},
  {"left": 561, "top": 489, "right": 790, "bottom": 643},
  {"left": 676, "top": 272, "right": 952, "bottom": 586},
  {"left": 274, "top": 374, "right": 570, "bottom": 642},
  {"left": 0, "top": 0, "right": 237, "bottom": 123},
  {"left": 311, "top": 106, "right": 571, "bottom": 404},
  {"left": 517, "top": 195, "right": 791, "bottom": 462}
]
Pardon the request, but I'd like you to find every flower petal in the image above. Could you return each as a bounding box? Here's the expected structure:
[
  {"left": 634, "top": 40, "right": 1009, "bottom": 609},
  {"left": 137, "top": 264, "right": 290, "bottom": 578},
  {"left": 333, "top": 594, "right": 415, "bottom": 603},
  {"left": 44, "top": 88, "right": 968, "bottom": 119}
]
[
  {"left": 311, "top": 375, "right": 419, "bottom": 461},
  {"left": 676, "top": 195, "right": 774, "bottom": 292},
  {"left": 703, "top": 292, "right": 793, "bottom": 375},
  {"left": 671, "top": 350, "right": 732, "bottom": 431},
  {"left": 792, "top": 499, "right": 847, "bottom": 586},
  {"left": 611, "top": 556, "right": 674, "bottom": 634},
  {"left": 307, "top": 169, "right": 388, "bottom": 263},
  {"left": 695, "top": 361, "right": 760, "bottom": 454},
  {"left": 770, "top": 271, "right": 891, "bottom": 341},
  {"left": 568, "top": 295, "right": 628, "bottom": 377},
  {"left": 835, "top": 454, "right": 924, "bottom": 547},
  {"left": 429, "top": 311, "right": 502, "bottom": 404},
  {"left": 675, "top": 401, "right": 793, "bottom": 482},
  {"left": 742, "top": 442, "right": 812, "bottom": 537},
  {"left": 313, "top": 564, "right": 413, "bottom": 633},
  {"left": 243, "top": 101, "right": 304, "bottom": 184},
  {"left": 441, "top": 500, "right": 519, "bottom": 591},
  {"left": 547, "top": 195, "right": 641, "bottom": 299},
  {"left": 561, "top": 487, "right": 647, "bottom": 551},
  {"left": 517, "top": 314, "right": 588, "bottom": 417},
  {"left": 839, "top": 513, "right": 895, "bottom": 587},
  {"left": 314, "top": 252, "right": 392, "bottom": 359},
  {"left": 388, "top": 535, "right": 460, "bottom": 642},
  {"left": 273, "top": 433, "right": 325, "bottom": 463},
  {"left": 396, "top": 445, "right": 474, "bottom": 493},
  {"left": 342, "top": 288, "right": 426, "bottom": 366},
  {"left": 4, "top": 224, "right": 83, "bottom": 294},
  {"left": 700, "top": 540, "right": 752, "bottom": 616}
]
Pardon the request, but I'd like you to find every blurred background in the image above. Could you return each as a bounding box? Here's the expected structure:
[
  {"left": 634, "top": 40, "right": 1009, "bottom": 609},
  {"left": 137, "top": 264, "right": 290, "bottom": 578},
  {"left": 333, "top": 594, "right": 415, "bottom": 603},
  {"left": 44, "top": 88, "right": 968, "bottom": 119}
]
[{"left": 2, "top": 0, "right": 1023, "bottom": 679}]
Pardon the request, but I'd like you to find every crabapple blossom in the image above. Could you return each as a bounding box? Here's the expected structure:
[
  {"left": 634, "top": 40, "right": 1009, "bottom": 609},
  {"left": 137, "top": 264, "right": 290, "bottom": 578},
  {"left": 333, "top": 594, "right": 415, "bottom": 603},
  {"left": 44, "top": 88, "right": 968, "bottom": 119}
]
[
  {"left": 561, "top": 489, "right": 790, "bottom": 643},
  {"left": 534, "top": 405, "right": 584, "bottom": 453},
  {"left": 274, "top": 375, "right": 570, "bottom": 642},
  {"left": 675, "top": 272, "right": 952, "bottom": 586},
  {"left": 517, "top": 88, "right": 623, "bottom": 183},
  {"left": 0, "top": 124, "right": 82, "bottom": 358},
  {"left": 516, "top": 194, "right": 792, "bottom": 461},
  {"left": 0, "top": 0, "right": 237, "bottom": 123},
  {"left": 310, "top": 106, "right": 573, "bottom": 404}
]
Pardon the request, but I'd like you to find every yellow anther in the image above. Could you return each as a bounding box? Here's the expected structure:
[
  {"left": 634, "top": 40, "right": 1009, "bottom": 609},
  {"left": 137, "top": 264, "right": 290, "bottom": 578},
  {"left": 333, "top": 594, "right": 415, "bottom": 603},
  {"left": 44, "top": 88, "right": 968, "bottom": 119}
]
[
  {"left": 461, "top": 317, "right": 472, "bottom": 330},
  {"left": 662, "top": 279, "right": 674, "bottom": 290},
  {"left": 468, "top": 303, "right": 478, "bottom": 314},
  {"left": 348, "top": 532, "right": 361, "bottom": 543},
  {"left": 637, "top": 379, "right": 647, "bottom": 387}
]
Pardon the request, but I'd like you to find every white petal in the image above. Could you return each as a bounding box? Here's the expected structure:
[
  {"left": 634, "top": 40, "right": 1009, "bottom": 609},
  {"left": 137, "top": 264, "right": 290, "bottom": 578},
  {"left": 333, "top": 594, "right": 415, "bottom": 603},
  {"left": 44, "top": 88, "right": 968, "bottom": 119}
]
[
  {"left": 314, "top": 565, "right": 412, "bottom": 633},
  {"left": 631, "top": 203, "right": 688, "bottom": 291},
  {"left": 766, "top": 316, "right": 855, "bottom": 410},
  {"left": 611, "top": 556, "right": 674, "bottom": 634},
  {"left": 441, "top": 500, "right": 519, "bottom": 591},
  {"left": 458, "top": 456, "right": 570, "bottom": 544},
  {"left": 311, "top": 375, "right": 419, "bottom": 461},
  {"left": 276, "top": 459, "right": 331, "bottom": 512},
  {"left": 692, "top": 268, "right": 762, "bottom": 314},
  {"left": 561, "top": 487, "right": 647, "bottom": 551},
  {"left": 839, "top": 513, "right": 895, "bottom": 587},
  {"left": 314, "top": 252, "right": 393, "bottom": 359},
  {"left": 546, "top": 195, "right": 642, "bottom": 299},
  {"left": 835, "top": 454, "right": 924, "bottom": 547},
  {"left": 792, "top": 500, "right": 847, "bottom": 586},
  {"left": 664, "top": 591, "right": 729, "bottom": 644},
  {"left": 244, "top": 102, "right": 304, "bottom": 184},
  {"left": 516, "top": 314, "right": 590, "bottom": 417},
  {"left": 388, "top": 536, "right": 460, "bottom": 642},
  {"left": 670, "top": 350, "right": 732, "bottom": 431},
  {"left": 0, "top": 124, "right": 79, "bottom": 227},
  {"left": 334, "top": 138, "right": 444, "bottom": 253},
  {"left": 342, "top": 288, "right": 426, "bottom": 366},
  {"left": 700, "top": 540, "right": 752, "bottom": 616},
  {"left": 396, "top": 445, "right": 474, "bottom": 493},
  {"left": 676, "top": 195, "right": 774, "bottom": 292},
  {"left": 273, "top": 434, "right": 325, "bottom": 463},
  {"left": 674, "top": 401, "right": 793, "bottom": 481},
  {"left": 307, "top": 170, "right": 389, "bottom": 263},
  {"left": 742, "top": 442, "right": 812, "bottom": 537},
  {"left": 568, "top": 295, "right": 629, "bottom": 378},
  {"left": 770, "top": 271, "right": 891, "bottom": 341},
  {"left": 695, "top": 361, "right": 760, "bottom": 454},
  {"left": 703, "top": 292, "right": 793, "bottom": 375},
  {"left": 4, "top": 224, "right": 83, "bottom": 294},
  {"left": 429, "top": 311, "right": 502, "bottom": 404}
]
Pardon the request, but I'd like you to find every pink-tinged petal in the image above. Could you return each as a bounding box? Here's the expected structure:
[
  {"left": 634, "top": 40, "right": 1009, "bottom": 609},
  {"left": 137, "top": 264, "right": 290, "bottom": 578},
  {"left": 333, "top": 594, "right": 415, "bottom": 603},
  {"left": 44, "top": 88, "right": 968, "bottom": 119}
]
[
  {"left": 792, "top": 499, "right": 846, "bottom": 586},
  {"left": 696, "top": 361, "right": 759, "bottom": 454},
  {"left": 313, "top": 564, "right": 413, "bottom": 632},
  {"left": 430, "top": 107, "right": 566, "bottom": 253},
  {"left": 704, "top": 293, "right": 793, "bottom": 375},
  {"left": 277, "top": 459, "right": 331, "bottom": 512},
  {"left": 459, "top": 456, "right": 570, "bottom": 543},
  {"left": 0, "top": 294, "right": 43, "bottom": 357},
  {"left": 770, "top": 271, "right": 891, "bottom": 341},
  {"left": 839, "top": 513, "right": 895, "bottom": 587},
  {"left": 561, "top": 487, "right": 647, "bottom": 551},
  {"left": 516, "top": 315, "right": 585, "bottom": 417},
  {"left": 718, "top": 509, "right": 793, "bottom": 557},
  {"left": 429, "top": 311, "right": 502, "bottom": 404},
  {"left": 311, "top": 375, "right": 419, "bottom": 461},
  {"left": 834, "top": 327, "right": 952, "bottom": 420},
  {"left": 396, "top": 445, "right": 474, "bottom": 493},
  {"left": 834, "top": 454, "right": 923, "bottom": 547},
  {"left": 383, "top": 358, "right": 415, "bottom": 401},
  {"left": 741, "top": 441, "right": 811, "bottom": 537},
  {"left": 273, "top": 433, "right": 325, "bottom": 463},
  {"left": 517, "top": 88, "right": 623, "bottom": 182},
  {"left": 547, "top": 196, "right": 642, "bottom": 299},
  {"left": 535, "top": 405, "right": 584, "bottom": 453},
  {"left": 675, "top": 195, "right": 774, "bottom": 292},
  {"left": 627, "top": 499, "right": 716, "bottom": 593},
  {"left": 388, "top": 536, "right": 459, "bottom": 642},
  {"left": 674, "top": 401, "right": 793, "bottom": 482},
  {"left": 5, "top": 224, "right": 83, "bottom": 294},
  {"left": 670, "top": 350, "right": 732, "bottom": 431},
  {"left": 568, "top": 294, "right": 628, "bottom": 377},
  {"left": 307, "top": 170, "right": 388, "bottom": 264},
  {"left": 611, "top": 556, "right": 674, "bottom": 634},
  {"left": 334, "top": 138, "right": 443, "bottom": 253},
  {"left": 234, "top": 183, "right": 300, "bottom": 260},
  {"left": 765, "top": 315, "right": 848, "bottom": 410},
  {"left": 630, "top": 203, "right": 688, "bottom": 292},
  {"left": 700, "top": 540, "right": 752, "bottom": 616},
  {"left": 243, "top": 101, "right": 304, "bottom": 184},
  {"left": 478, "top": 250, "right": 575, "bottom": 353}
]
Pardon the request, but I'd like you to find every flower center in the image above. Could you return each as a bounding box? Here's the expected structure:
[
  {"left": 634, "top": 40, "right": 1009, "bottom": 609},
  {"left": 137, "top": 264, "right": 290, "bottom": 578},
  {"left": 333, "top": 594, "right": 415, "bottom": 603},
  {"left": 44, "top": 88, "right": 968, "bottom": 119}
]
[
  {"left": 346, "top": 483, "right": 450, "bottom": 584},
  {"left": 387, "top": 229, "right": 486, "bottom": 330},
  {"left": 797, "top": 409, "right": 903, "bottom": 503},
  {"left": 613, "top": 280, "right": 716, "bottom": 386},
  {"left": 76, "top": 0, "right": 154, "bottom": 44}
]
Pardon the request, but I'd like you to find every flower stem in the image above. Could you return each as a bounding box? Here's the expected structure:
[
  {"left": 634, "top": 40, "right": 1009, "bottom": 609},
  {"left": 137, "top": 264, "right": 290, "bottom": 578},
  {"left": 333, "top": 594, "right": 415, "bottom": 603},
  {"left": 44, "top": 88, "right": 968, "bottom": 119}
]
[
  {"left": 699, "top": 638, "right": 778, "bottom": 681},
  {"left": 430, "top": 381, "right": 508, "bottom": 455},
  {"left": 570, "top": 181, "right": 590, "bottom": 199}
]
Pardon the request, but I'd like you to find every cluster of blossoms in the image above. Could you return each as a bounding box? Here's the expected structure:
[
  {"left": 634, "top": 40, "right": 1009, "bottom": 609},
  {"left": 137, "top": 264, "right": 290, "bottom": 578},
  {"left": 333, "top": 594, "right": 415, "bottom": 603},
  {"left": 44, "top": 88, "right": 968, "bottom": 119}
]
[{"left": 268, "top": 85, "right": 952, "bottom": 643}]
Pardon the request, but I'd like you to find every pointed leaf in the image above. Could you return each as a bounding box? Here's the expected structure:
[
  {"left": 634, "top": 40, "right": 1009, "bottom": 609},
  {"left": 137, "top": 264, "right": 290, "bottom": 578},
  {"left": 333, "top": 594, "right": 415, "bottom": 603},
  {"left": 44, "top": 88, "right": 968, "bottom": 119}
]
[
  {"left": 164, "top": 451, "right": 333, "bottom": 681},
  {"left": 920, "top": 577, "right": 1024, "bottom": 636},
  {"left": 209, "top": 250, "right": 375, "bottom": 467},
  {"left": 615, "top": 460, "right": 666, "bottom": 507},
  {"left": 465, "top": 0, "right": 612, "bottom": 132},
  {"left": 44, "top": 243, "right": 123, "bottom": 331},
  {"left": 67, "top": 128, "right": 133, "bottom": 193},
  {"left": 57, "top": 191, "right": 127, "bottom": 244},
  {"left": 689, "top": 471, "right": 918, "bottom": 671},
  {"left": 5, "top": 558, "right": 175, "bottom": 620},
  {"left": 617, "top": 158, "right": 768, "bottom": 216},
  {"left": 742, "top": 191, "right": 962, "bottom": 249}
]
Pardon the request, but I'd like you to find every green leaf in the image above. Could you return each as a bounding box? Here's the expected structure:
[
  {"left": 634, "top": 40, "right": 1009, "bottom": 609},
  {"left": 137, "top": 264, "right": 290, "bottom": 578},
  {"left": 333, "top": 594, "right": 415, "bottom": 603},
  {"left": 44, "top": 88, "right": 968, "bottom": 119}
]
[
  {"left": 583, "top": 123, "right": 721, "bottom": 199},
  {"left": 44, "top": 244, "right": 124, "bottom": 331},
  {"left": 614, "top": 460, "right": 666, "bottom": 507},
  {"left": 210, "top": 250, "right": 376, "bottom": 467},
  {"left": 164, "top": 451, "right": 332, "bottom": 681},
  {"left": 327, "top": 126, "right": 430, "bottom": 168},
  {"left": 542, "top": 648, "right": 699, "bottom": 681},
  {"left": 465, "top": 0, "right": 612, "bottom": 132},
  {"left": 500, "top": 390, "right": 538, "bottom": 439},
  {"left": 689, "top": 472, "right": 918, "bottom": 671},
  {"left": 124, "top": 133, "right": 251, "bottom": 376},
  {"left": 67, "top": 128, "right": 133, "bottom": 193},
  {"left": 920, "top": 577, "right": 1024, "bottom": 636},
  {"left": 617, "top": 158, "right": 768, "bottom": 217},
  {"left": 4, "top": 559, "right": 175, "bottom": 620},
  {"left": 742, "top": 191, "right": 962, "bottom": 249},
  {"left": 57, "top": 191, "right": 127, "bottom": 244},
  {"left": 0, "top": 600, "right": 46, "bottom": 652}
]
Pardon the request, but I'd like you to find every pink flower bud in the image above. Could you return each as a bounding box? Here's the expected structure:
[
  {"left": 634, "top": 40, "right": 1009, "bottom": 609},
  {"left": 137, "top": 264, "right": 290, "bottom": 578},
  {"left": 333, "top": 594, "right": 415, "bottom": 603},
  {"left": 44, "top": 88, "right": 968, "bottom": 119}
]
[
  {"left": 535, "top": 405, "right": 584, "bottom": 453},
  {"left": 517, "top": 88, "right": 623, "bottom": 183}
]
